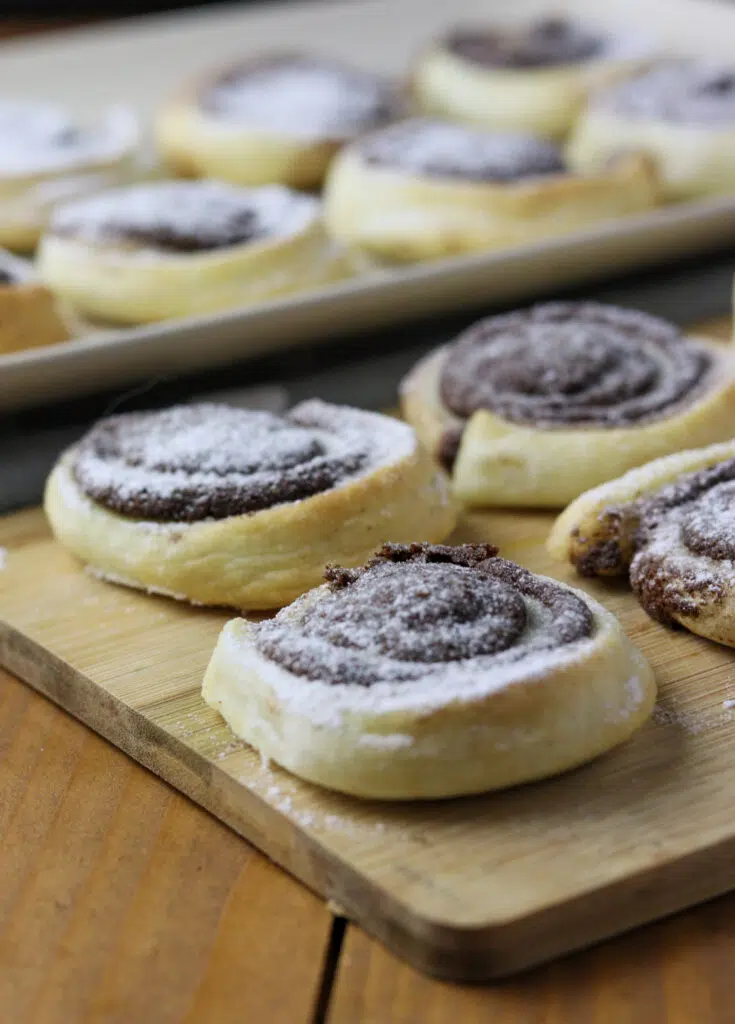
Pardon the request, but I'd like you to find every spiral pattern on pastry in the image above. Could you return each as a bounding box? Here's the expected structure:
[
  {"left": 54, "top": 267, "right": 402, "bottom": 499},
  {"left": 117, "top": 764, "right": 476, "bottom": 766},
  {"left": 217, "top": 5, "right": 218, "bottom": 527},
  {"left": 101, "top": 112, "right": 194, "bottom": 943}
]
[
  {"left": 201, "top": 53, "right": 400, "bottom": 140},
  {"left": 440, "top": 302, "right": 711, "bottom": 432},
  {"left": 628, "top": 457, "right": 735, "bottom": 626},
  {"left": 256, "top": 542, "right": 594, "bottom": 686},
  {"left": 50, "top": 180, "right": 318, "bottom": 253},
  {"left": 445, "top": 16, "right": 606, "bottom": 69},
  {"left": 359, "top": 118, "right": 565, "bottom": 182},
  {"left": 598, "top": 59, "right": 735, "bottom": 125},
  {"left": 72, "top": 401, "right": 383, "bottom": 522}
]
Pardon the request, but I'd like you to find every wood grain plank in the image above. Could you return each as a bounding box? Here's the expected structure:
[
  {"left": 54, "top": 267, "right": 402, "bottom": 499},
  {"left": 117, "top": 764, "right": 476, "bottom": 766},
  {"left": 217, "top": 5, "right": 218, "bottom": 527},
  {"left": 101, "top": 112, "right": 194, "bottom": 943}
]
[
  {"left": 1, "top": 322, "right": 734, "bottom": 982},
  {"left": 0, "top": 669, "right": 333, "bottom": 1024},
  {"left": 328, "top": 904, "right": 735, "bottom": 1024}
]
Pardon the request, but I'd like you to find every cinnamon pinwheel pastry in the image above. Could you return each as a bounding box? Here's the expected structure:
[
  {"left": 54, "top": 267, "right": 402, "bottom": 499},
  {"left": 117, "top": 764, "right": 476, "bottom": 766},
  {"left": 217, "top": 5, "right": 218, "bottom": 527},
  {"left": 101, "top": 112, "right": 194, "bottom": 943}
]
[
  {"left": 322, "top": 118, "right": 658, "bottom": 263},
  {"left": 156, "top": 53, "right": 402, "bottom": 189},
  {"left": 203, "top": 542, "right": 656, "bottom": 799},
  {"left": 548, "top": 441, "right": 735, "bottom": 646},
  {"left": 0, "top": 100, "right": 145, "bottom": 252},
  {"left": 568, "top": 59, "right": 735, "bottom": 200},
  {"left": 412, "top": 16, "right": 650, "bottom": 140},
  {"left": 0, "top": 248, "right": 73, "bottom": 354},
  {"left": 44, "top": 402, "right": 456, "bottom": 609},
  {"left": 400, "top": 302, "right": 735, "bottom": 508},
  {"left": 36, "top": 180, "right": 349, "bottom": 323}
]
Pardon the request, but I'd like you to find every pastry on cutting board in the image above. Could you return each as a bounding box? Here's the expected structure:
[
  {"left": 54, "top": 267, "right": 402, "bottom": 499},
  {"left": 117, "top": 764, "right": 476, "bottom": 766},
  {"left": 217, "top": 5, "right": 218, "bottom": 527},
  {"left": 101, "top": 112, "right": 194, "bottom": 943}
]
[
  {"left": 203, "top": 542, "right": 656, "bottom": 800},
  {"left": 44, "top": 401, "right": 456, "bottom": 609},
  {"left": 548, "top": 440, "right": 735, "bottom": 647},
  {"left": 401, "top": 301, "right": 735, "bottom": 508},
  {"left": 0, "top": 248, "right": 73, "bottom": 354}
]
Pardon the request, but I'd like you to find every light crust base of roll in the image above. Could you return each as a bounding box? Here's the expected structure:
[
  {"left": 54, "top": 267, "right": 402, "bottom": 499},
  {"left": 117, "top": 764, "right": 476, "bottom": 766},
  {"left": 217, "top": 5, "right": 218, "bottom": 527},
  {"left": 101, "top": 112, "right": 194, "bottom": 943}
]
[
  {"left": 156, "top": 94, "right": 342, "bottom": 190},
  {"left": 567, "top": 108, "right": 735, "bottom": 201},
  {"left": 36, "top": 220, "right": 351, "bottom": 324},
  {"left": 323, "top": 150, "right": 659, "bottom": 264},
  {"left": 44, "top": 444, "right": 456, "bottom": 610},
  {"left": 0, "top": 279, "right": 71, "bottom": 354},
  {"left": 401, "top": 340, "right": 735, "bottom": 509},
  {"left": 202, "top": 593, "right": 656, "bottom": 800},
  {"left": 547, "top": 440, "right": 735, "bottom": 645},
  {"left": 413, "top": 45, "right": 643, "bottom": 140}
]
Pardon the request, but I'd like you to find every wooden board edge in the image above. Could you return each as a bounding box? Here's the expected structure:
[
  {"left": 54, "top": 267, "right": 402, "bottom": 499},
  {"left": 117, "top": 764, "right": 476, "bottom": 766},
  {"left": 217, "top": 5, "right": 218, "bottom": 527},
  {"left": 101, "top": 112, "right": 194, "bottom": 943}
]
[{"left": 3, "top": 618, "right": 735, "bottom": 982}]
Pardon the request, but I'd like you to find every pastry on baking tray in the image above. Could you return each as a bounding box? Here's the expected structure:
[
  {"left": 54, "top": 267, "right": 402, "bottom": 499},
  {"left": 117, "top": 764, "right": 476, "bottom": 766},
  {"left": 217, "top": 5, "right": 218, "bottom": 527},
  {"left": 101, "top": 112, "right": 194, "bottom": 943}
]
[
  {"left": 36, "top": 179, "right": 350, "bottom": 323},
  {"left": 322, "top": 118, "right": 658, "bottom": 263},
  {"left": 568, "top": 59, "right": 735, "bottom": 201},
  {"left": 0, "top": 248, "right": 73, "bottom": 354},
  {"left": 203, "top": 542, "right": 656, "bottom": 800},
  {"left": 548, "top": 441, "right": 735, "bottom": 646},
  {"left": 44, "top": 401, "right": 456, "bottom": 609},
  {"left": 156, "top": 53, "right": 402, "bottom": 189},
  {"left": 412, "top": 16, "right": 650, "bottom": 140},
  {"left": 400, "top": 302, "right": 735, "bottom": 508},
  {"left": 0, "top": 100, "right": 145, "bottom": 252}
]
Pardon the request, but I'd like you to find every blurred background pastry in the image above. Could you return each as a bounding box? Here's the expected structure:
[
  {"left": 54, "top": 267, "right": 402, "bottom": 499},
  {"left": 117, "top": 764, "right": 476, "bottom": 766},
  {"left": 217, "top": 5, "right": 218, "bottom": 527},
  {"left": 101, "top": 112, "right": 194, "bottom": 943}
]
[
  {"left": 568, "top": 59, "right": 735, "bottom": 201},
  {"left": 156, "top": 53, "right": 403, "bottom": 189},
  {"left": 323, "top": 118, "right": 659, "bottom": 263},
  {"left": 37, "top": 179, "right": 350, "bottom": 323},
  {"left": 0, "top": 100, "right": 148, "bottom": 252},
  {"left": 412, "top": 16, "right": 651, "bottom": 140}
]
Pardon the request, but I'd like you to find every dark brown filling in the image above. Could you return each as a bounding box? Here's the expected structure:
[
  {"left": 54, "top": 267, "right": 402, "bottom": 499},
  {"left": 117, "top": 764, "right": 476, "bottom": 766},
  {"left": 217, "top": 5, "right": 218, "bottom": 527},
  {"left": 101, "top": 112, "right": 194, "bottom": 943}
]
[
  {"left": 446, "top": 17, "right": 605, "bottom": 69},
  {"left": 359, "top": 119, "right": 565, "bottom": 182},
  {"left": 570, "top": 456, "right": 735, "bottom": 626},
  {"left": 72, "top": 402, "right": 367, "bottom": 522},
  {"left": 0, "top": 267, "right": 16, "bottom": 285},
  {"left": 54, "top": 209, "right": 264, "bottom": 253},
  {"left": 438, "top": 302, "right": 711, "bottom": 466},
  {"left": 256, "top": 542, "right": 594, "bottom": 685}
]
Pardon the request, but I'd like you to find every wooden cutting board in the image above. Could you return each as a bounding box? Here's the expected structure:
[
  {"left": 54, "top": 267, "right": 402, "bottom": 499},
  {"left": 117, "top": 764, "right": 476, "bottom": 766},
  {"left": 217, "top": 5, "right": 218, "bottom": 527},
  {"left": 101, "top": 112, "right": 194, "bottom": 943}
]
[{"left": 2, "top": 318, "right": 735, "bottom": 983}]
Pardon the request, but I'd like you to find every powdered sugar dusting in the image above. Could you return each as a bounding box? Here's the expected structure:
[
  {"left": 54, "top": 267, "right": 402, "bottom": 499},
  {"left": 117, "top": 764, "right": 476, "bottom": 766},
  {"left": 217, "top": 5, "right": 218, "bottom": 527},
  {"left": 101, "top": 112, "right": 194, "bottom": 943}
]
[
  {"left": 0, "top": 547, "right": 7, "bottom": 571},
  {"left": 361, "top": 118, "right": 565, "bottom": 182},
  {"left": 50, "top": 180, "right": 318, "bottom": 252},
  {"left": 600, "top": 59, "right": 735, "bottom": 125},
  {"left": 0, "top": 102, "right": 137, "bottom": 176},
  {"left": 204, "top": 55, "right": 398, "bottom": 140},
  {"left": 72, "top": 400, "right": 416, "bottom": 523}
]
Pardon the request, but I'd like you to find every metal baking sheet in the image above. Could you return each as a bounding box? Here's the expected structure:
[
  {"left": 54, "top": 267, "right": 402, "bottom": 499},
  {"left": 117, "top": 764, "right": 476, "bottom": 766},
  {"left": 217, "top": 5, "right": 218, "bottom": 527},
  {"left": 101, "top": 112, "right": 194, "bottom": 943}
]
[{"left": 1, "top": 0, "right": 734, "bottom": 412}]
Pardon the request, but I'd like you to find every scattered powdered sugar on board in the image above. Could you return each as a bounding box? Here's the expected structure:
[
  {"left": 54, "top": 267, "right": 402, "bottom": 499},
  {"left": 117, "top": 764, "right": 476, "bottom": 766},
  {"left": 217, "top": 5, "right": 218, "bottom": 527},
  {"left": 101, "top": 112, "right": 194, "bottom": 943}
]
[
  {"left": 0, "top": 547, "right": 6, "bottom": 570},
  {"left": 724, "top": 699, "right": 735, "bottom": 710}
]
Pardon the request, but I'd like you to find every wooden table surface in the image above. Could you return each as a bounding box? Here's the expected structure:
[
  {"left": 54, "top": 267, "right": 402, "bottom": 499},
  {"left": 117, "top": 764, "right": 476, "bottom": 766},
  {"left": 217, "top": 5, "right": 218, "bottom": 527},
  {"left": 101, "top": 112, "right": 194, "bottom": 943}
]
[{"left": 2, "top": 15, "right": 735, "bottom": 1024}]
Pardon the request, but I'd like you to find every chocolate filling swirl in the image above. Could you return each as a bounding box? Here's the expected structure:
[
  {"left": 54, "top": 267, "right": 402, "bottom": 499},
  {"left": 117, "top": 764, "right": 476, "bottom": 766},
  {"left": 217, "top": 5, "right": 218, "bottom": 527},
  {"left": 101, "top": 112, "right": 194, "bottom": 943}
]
[
  {"left": 438, "top": 303, "right": 711, "bottom": 465},
  {"left": 360, "top": 118, "right": 565, "bottom": 182},
  {"left": 598, "top": 59, "right": 735, "bottom": 125},
  {"left": 50, "top": 181, "right": 318, "bottom": 253},
  {"left": 257, "top": 542, "right": 594, "bottom": 686},
  {"left": 446, "top": 17, "right": 606, "bottom": 69},
  {"left": 202, "top": 54, "right": 400, "bottom": 139},
  {"left": 628, "top": 459, "right": 735, "bottom": 625},
  {"left": 72, "top": 401, "right": 383, "bottom": 522},
  {"left": 569, "top": 457, "right": 735, "bottom": 626}
]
